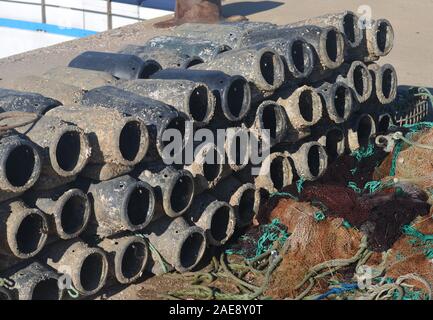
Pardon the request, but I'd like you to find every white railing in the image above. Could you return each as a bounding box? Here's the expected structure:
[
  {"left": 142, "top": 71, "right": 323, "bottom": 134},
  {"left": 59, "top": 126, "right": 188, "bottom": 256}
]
[{"left": 0, "top": 0, "right": 174, "bottom": 31}]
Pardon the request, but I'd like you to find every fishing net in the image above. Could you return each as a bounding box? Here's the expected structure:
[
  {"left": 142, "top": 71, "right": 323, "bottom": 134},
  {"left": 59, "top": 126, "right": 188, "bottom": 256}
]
[
  {"left": 265, "top": 202, "right": 363, "bottom": 299},
  {"left": 226, "top": 218, "right": 289, "bottom": 260},
  {"left": 376, "top": 125, "right": 433, "bottom": 203}
]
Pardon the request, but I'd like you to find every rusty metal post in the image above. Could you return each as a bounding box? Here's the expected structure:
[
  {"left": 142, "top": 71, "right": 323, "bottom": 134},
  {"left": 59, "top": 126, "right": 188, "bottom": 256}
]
[{"left": 155, "top": 0, "right": 223, "bottom": 28}]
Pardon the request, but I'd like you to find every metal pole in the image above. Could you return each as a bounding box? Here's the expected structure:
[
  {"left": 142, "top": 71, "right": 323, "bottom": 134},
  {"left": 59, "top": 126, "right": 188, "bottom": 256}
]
[
  {"left": 41, "top": 0, "right": 46, "bottom": 24},
  {"left": 107, "top": 0, "right": 112, "bottom": 30}
]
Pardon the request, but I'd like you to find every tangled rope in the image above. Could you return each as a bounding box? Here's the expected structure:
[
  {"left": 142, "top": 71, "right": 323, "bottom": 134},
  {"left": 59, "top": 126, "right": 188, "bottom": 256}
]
[
  {"left": 298, "top": 245, "right": 432, "bottom": 300},
  {"left": 402, "top": 225, "right": 433, "bottom": 259},
  {"left": 161, "top": 228, "right": 287, "bottom": 301},
  {"left": 294, "top": 236, "right": 369, "bottom": 300},
  {"left": 161, "top": 250, "right": 283, "bottom": 300},
  {"left": 226, "top": 218, "right": 289, "bottom": 260},
  {"left": 347, "top": 179, "right": 394, "bottom": 194},
  {"left": 351, "top": 143, "right": 375, "bottom": 162},
  {"left": 356, "top": 273, "right": 432, "bottom": 300}
]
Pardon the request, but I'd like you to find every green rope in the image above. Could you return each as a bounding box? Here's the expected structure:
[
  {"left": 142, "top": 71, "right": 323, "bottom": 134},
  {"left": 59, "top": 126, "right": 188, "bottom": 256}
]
[
  {"left": 402, "top": 225, "right": 433, "bottom": 243},
  {"left": 342, "top": 220, "right": 352, "bottom": 229},
  {"left": 424, "top": 249, "right": 433, "bottom": 260},
  {"left": 253, "top": 219, "right": 289, "bottom": 259},
  {"left": 402, "top": 225, "right": 433, "bottom": 260},
  {"left": 296, "top": 177, "right": 305, "bottom": 193},
  {"left": 364, "top": 180, "right": 383, "bottom": 193},
  {"left": 348, "top": 180, "right": 394, "bottom": 194},
  {"left": 269, "top": 191, "right": 299, "bottom": 201},
  {"left": 314, "top": 211, "right": 326, "bottom": 222},
  {"left": 348, "top": 181, "right": 362, "bottom": 193},
  {"left": 403, "top": 121, "right": 433, "bottom": 133},
  {"left": 351, "top": 143, "right": 375, "bottom": 162},
  {"left": 390, "top": 140, "right": 403, "bottom": 177},
  {"left": 226, "top": 219, "right": 289, "bottom": 260},
  {"left": 397, "top": 288, "right": 427, "bottom": 300}
]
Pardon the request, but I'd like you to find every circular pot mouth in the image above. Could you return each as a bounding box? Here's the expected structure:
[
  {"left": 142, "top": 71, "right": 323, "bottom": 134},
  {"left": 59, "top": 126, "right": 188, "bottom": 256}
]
[
  {"left": 342, "top": 12, "right": 363, "bottom": 47},
  {"left": 378, "top": 65, "right": 397, "bottom": 103},
  {"left": 234, "top": 184, "right": 258, "bottom": 227},
  {"left": 10, "top": 209, "right": 48, "bottom": 259},
  {"left": 321, "top": 127, "right": 345, "bottom": 161},
  {"left": 1, "top": 139, "right": 41, "bottom": 192},
  {"left": 320, "top": 27, "right": 345, "bottom": 68},
  {"left": 222, "top": 76, "right": 251, "bottom": 121},
  {"left": 257, "top": 101, "right": 288, "bottom": 143},
  {"left": 203, "top": 161, "right": 223, "bottom": 185},
  {"left": 31, "top": 278, "right": 63, "bottom": 300},
  {"left": 292, "top": 142, "right": 328, "bottom": 181},
  {"left": 288, "top": 38, "right": 314, "bottom": 78},
  {"left": 76, "top": 249, "right": 108, "bottom": 295},
  {"left": 55, "top": 189, "right": 90, "bottom": 239},
  {"left": 349, "top": 62, "right": 373, "bottom": 103},
  {"left": 116, "top": 237, "right": 148, "bottom": 284},
  {"left": 177, "top": 227, "right": 206, "bottom": 272},
  {"left": 373, "top": 19, "right": 394, "bottom": 56},
  {"left": 330, "top": 82, "right": 353, "bottom": 122},
  {"left": 306, "top": 144, "right": 327, "bottom": 180},
  {"left": 377, "top": 113, "right": 394, "bottom": 133},
  {"left": 139, "top": 60, "right": 162, "bottom": 79},
  {"left": 50, "top": 126, "right": 90, "bottom": 177},
  {"left": 117, "top": 118, "right": 149, "bottom": 166},
  {"left": 256, "top": 48, "right": 285, "bottom": 91},
  {"left": 184, "top": 56, "right": 204, "bottom": 69},
  {"left": 226, "top": 128, "right": 250, "bottom": 171},
  {"left": 269, "top": 154, "right": 293, "bottom": 190},
  {"left": 165, "top": 170, "right": 195, "bottom": 217},
  {"left": 122, "top": 181, "right": 155, "bottom": 230},
  {"left": 187, "top": 84, "right": 215, "bottom": 125},
  {"left": 355, "top": 114, "right": 377, "bottom": 149},
  {"left": 197, "top": 143, "right": 224, "bottom": 184},
  {"left": 295, "top": 87, "right": 322, "bottom": 126},
  {"left": 207, "top": 202, "right": 236, "bottom": 246}
]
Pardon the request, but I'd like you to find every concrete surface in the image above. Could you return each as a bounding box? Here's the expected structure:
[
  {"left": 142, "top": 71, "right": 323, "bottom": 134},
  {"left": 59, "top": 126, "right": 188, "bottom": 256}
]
[{"left": 0, "top": 0, "right": 432, "bottom": 88}]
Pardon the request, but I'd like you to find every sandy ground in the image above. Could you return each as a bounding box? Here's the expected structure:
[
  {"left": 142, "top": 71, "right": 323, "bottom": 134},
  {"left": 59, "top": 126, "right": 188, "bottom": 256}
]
[{"left": 0, "top": 0, "right": 432, "bottom": 88}]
